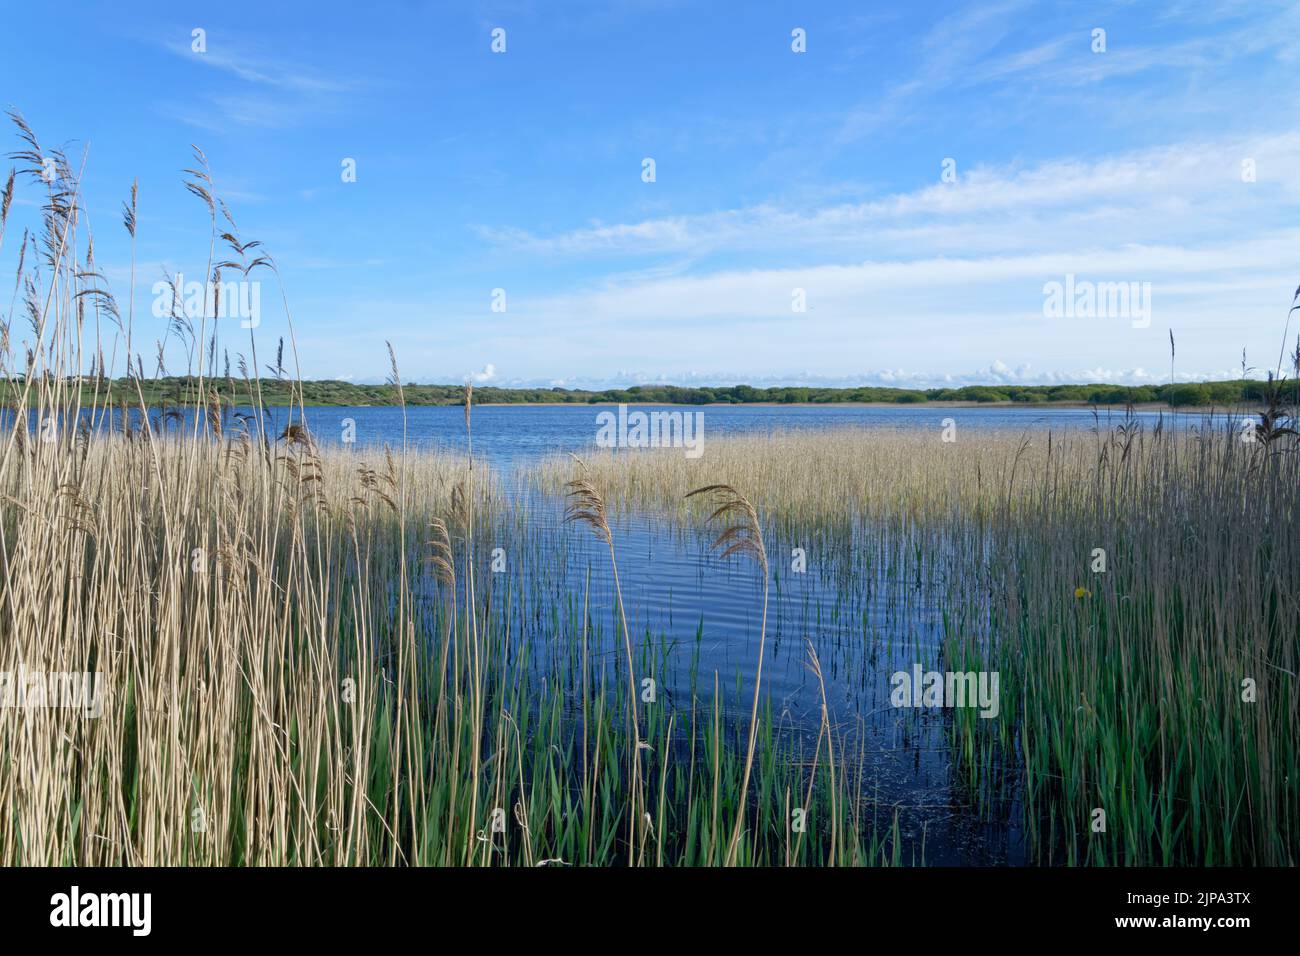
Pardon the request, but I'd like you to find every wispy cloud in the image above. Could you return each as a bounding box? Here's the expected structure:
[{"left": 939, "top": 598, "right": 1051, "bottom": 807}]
[
  {"left": 835, "top": 0, "right": 1030, "bottom": 143},
  {"left": 160, "top": 36, "right": 356, "bottom": 95},
  {"left": 152, "top": 31, "right": 365, "bottom": 129},
  {"left": 479, "top": 130, "right": 1300, "bottom": 260}
]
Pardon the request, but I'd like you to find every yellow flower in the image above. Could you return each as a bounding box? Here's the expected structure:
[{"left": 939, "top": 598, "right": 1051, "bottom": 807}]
[{"left": 1074, "top": 586, "right": 1091, "bottom": 599}]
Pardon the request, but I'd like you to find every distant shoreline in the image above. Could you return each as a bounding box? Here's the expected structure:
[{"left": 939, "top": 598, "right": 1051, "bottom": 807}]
[
  {"left": 471, "top": 400, "right": 1255, "bottom": 411},
  {"left": 11, "top": 377, "right": 1286, "bottom": 411},
  {"left": 26, "top": 399, "right": 1267, "bottom": 412},
  {"left": 289, "top": 399, "right": 1258, "bottom": 412}
]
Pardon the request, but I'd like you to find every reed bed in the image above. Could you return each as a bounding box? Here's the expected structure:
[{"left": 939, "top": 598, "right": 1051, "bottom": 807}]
[
  {"left": 0, "top": 430, "right": 493, "bottom": 865},
  {"left": 530, "top": 423, "right": 1247, "bottom": 530},
  {"left": 532, "top": 421, "right": 1300, "bottom": 864},
  {"left": 0, "top": 425, "right": 887, "bottom": 865}
]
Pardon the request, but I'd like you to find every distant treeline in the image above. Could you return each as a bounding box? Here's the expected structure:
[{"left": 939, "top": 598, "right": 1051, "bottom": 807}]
[{"left": 12, "top": 377, "right": 1299, "bottom": 408}]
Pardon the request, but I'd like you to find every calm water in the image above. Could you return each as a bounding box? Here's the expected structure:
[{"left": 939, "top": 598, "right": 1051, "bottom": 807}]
[
  {"left": 497, "top": 499, "right": 1019, "bottom": 864},
  {"left": 53, "top": 402, "right": 1209, "bottom": 475},
  {"left": 270, "top": 402, "right": 1200, "bottom": 475}
]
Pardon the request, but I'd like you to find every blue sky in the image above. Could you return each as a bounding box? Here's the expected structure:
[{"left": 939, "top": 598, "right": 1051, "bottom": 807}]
[{"left": 2, "top": 0, "right": 1298, "bottom": 387}]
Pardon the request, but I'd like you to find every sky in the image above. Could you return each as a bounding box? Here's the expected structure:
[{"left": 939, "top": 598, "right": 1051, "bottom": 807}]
[{"left": 1, "top": 0, "right": 1298, "bottom": 388}]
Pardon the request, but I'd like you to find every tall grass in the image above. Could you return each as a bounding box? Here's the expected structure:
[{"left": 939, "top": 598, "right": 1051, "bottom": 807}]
[{"left": 533, "top": 419, "right": 1300, "bottom": 864}]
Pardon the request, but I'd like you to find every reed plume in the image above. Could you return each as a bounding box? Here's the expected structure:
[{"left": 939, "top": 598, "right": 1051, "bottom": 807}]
[
  {"left": 566, "top": 458, "right": 647, "bottom": 864},
  {"left": 686, "top": 483, "right": 769, "bottom": 865}
]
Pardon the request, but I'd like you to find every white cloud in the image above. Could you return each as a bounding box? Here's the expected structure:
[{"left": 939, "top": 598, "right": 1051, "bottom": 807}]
[
  {"left": 480, "top": 131, "right": 1300, "bottom": 260},
  {"left": 161, "top": 37, "right": 355, "bottom": 95},
  {"left": 154, "top": 32, "right": 364, "bottom": 129}
]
